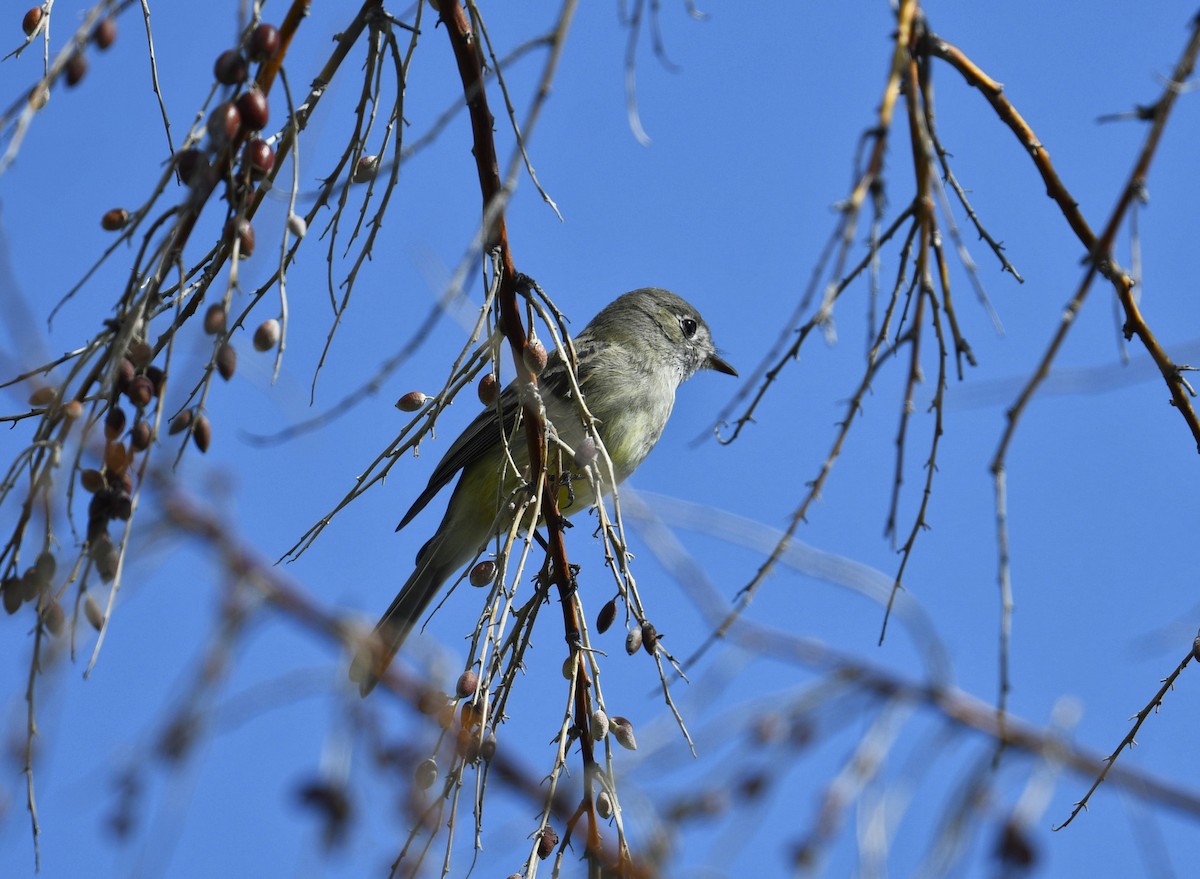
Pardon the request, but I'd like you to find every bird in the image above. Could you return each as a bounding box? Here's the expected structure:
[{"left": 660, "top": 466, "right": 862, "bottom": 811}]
[{"left": 349, "top": 287, "right": 736, "bottom": 695}]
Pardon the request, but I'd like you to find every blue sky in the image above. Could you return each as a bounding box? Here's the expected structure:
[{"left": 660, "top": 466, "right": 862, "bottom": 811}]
[{"left": 3, "top": 2, "right": 1200, "bottom": 877}]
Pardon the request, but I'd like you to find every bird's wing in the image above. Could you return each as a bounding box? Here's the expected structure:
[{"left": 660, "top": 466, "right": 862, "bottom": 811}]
[{"left": 395, "top": 350, "right": 580, "bottom": 532}]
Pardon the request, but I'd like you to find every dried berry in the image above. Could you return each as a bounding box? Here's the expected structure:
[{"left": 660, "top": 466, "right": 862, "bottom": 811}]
[
  {"left": 624, "top": 627, "right": 642, "bottom": 655},
  {"left": 596, "top": 598, "right": 617, "bottom": 634},
  {"left": 213, "top": 49, "right": 248, "bottom": 86},
  {"left": 101, "top": 208, "right": 129, "bottom": 231},
  {"left": 129, "top": 420, "right": 152, "bottom": 451},
  {"left": 203, "top": 303, "right": 227, "bottom": 335},
  {"left": 640, "top": 621, "right": 659, "bottom": 655},
  {"left": 414, "top": 758, "right": 438, "bottom": 790},
  {"left": 224, "top": 217, "right": 255, "bottom": 257},
  {"left": 455, "top": 669, "right": 478, "bottom": 699},
  {"left": 477, "top": 373, "right": 498, "bottom": 406},
  {"left": 523, "top": 339, "right": 548, "bottom": 375},
  {"left": 469, "top": 560, "right": 496, "bottom": 588},
  {"left": 42, "top": 600, "right": 64, "bottom": 636},
  {"left": 81, "top": 469, "right": 104, "bottom": 493},
  {"left": 22, "top": 7, "right": 42, "bottom": 36},
  {"left": 480, "top": 728, "right": 496, "bottom": 761},
  {"left": 243, "top": 138, "right": 274, "bottom": 177},
  {"left": 236, "top": 88, "right": 268, "bottom": 131},
  {"left": 286, "top": 213, "right": 307, "bottom": 238},
  {"left": 35, "top": 551, "right": 56, "bottom": 582},
  {"left": 247, "top": 23, "right": 280, "bottom": 62},
  {"left": 28, "top": 385, "right": 56, "bottom": 406},
  {"left": 104, "top": 440, "right": 128, "bottom": 474},
  {"left": 192, "top": 414, "right": 212, "bottom": 453},
  {"left": 64, "top": 53, "right": 87, "bottom": 87},
  {"left": 589, "top": 709, "right": 609, "bottom": 741},
  {"left": 115, "top": 358, "right": 135, "bottom": 391},
  {"left": 207, "top": 101, "right": 241, "bottom": 144},
  {"left": 93, "top": 17, "right": 116, "bottom": 49},
  {"left": 537, "top": 826, "right": 558, "bottom": 860},
  {"left": 253, "top": 319, "right": 279, "bottom": 351},
  {"left": 596, "top": 790, "right": 613, "bottom": 819},
  {"left": 610, "top": 716, "right": 637, "bottom": 750},
  {"left": 127, "top": 340, "right": 152, "bottom": 368},
  {"left": 396, "top": 391, "right": 427, "bottom": 412},
  {"left": 168, "top": 409, "right": 193, "bottom": 435},
  {"left": 84, "top": 593, "right": 105, "bottom": 630},
  {"left": 104, "top": 406, "right": 127, "bottom": 440},
  {"left": 2, "top": 578, "right": 21, "bottom": 615},
  {"left": 176, "top": 148, "right": 209, "bottom": 187},
  {"left": 90, "top": 535, "right": 120, "bottom": 582},
  {"left": 144, "top": 364, "right": 166, "bottom": 397},
  {"left": 351, "top": 154, "right": 379, "bottom": 183},
  {"left": 216, "top": 342, "right": 237, "bottom": 380},
  {"left": 126, "top": 375, "right": 154, "bottom": 408},
  {"left": 63, "top": 399, "right": 83, "bottom": 420}
]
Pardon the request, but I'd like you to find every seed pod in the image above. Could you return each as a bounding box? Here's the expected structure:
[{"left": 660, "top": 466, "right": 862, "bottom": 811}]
[
  {"left": 236, "top": 88, "right": 268, "bottom": 131},
  {"left": 216, "top": 342, "right": 237, "bottom": 380},
  {"left": 84, "top": 593, "right": 105, "bottom": 630},
  {"left": 537, "top": 826, "right": 558, "bottom": 860},
  {"left": 207, "top": 101, "right": 241, "bottom": 144},
  {"left": 2, "top": 578, "right": 21, "bottom": 615},
  {"left": 396, "top": 391, "right": 426, "bottom": 412},
  {"left": 414, "top": 758, "right": 438, "bottom": 790},
  {"left": 225, "top": 217, "right": 255, "bottom": 257},
  {"left": 213, "top": 49, "right": 248, "bottom": 85},
  {"left": 352, "top": 154, "right": 379, "bottom": 183},
  {"left": 253, "top": 319, "right": 280, "bottom": 351},
  {"left": 81, "top": 469, "right": 104, "bottom": 493},
  {"left": 247, "top": 23, "right": 280, "bottom": 62},
  {"left": 177, "top": 148, "right": 209, "bottom": 187},
  {"left": 595, "top": 790, "right": 613, "bottom": 819},
  {"left": 111, "top": 493, "right": 132, "bottom": 521},
  {"left": 65, "top": 54, "right": 87, "bottom": 87},
  {"left": 243, "top": 138, "right": 274, "bottom": 177},
  {"left": 90, "top": 535, "right": 120, "bottom": 582},
  {"left": 144, "top": 364, "right": 166, "bottom": 397},
  {"left": 127, "top": 340, "right": 153, "bottom": 368},
  {"left": 104, "top": 406, "right": 127, "bottom": 440},
  {"left": 42, "top": 600, "right": 65, "bottom": 636},
  {"left": 610, "top": 716, "right": 637, "bottom": 751},
  {"left": 169, "top": 409, "right": 193, "bottom": 435},
  {"left": 455, "top": 728, "right": 480, "bottom": 762},
  {"left": 480, "top": 728, "right": 496, "bottom": 761},
  {"left": 624, "top": 627, "right": 642, "bottom": 655},
  {"left": 477, "top": 372, "right": 498, "bottom": 405},
  {"left": 19, "top": 567, "right": 41, "bottom": 602},
  {"left": 455, "top": 669, "right": 478, "bottom": 699},
  {"left": 126, "top": 375, "right": 154, "bottom": 408},
  {"left": 130, "top": 420, "right": 152, "bottom": 451},
  {"left": 35, "top": 551, "right": 55, "bottom": 582},
  {"left": 640, "top": 621, "right": 659, "bottom": 655},
  {"left": 523, "top": 339, "right": 548, "bottom": 375},
  {"left": 192, "top": 414, "right": 212, "bottom": 453},
  {"left": 596, "top": 598, "right": 617, "bottom": 634},
  {"left": 22, "top": 7, "right": 42, "bottom": 36},
  {"left": 28, "top": 385, "right": 56, "bottom": 406},
  {"left": 574, "top": 436, "right": 597, "bottom": 469},
  {"left": 104, "top": 440, "right": 128, "bottom": 474},
  {"left": 63, "top": 399, "right": 83, "bottom": 421},
  {"left": 203, "top": 303, "right": 227, "bottom": 335},
  {"left": 561, "top": 654, "right": 576, "bottom": 680},
  {"left": 589, "top": 709, "right": 609, "bottom": 741},
  {"left": 116, "top": 357, "right": 136, "bottom": 391},
  {"left": 93, "top": 17, "right": 116, "bottom": 50},
  {"left": 469, "top": 560, "right": 496, "bottom": 588},
  {"left": 101, "top": 208, "right": 129, "bottom": 231},
  {"left": 286, "top": 214, "right": 307, "bottom": 238}
]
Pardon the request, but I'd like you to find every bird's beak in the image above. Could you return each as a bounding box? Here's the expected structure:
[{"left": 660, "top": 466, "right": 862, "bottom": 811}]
[{"left": 708, "top": 353, "right": 738, "bottom": 377}]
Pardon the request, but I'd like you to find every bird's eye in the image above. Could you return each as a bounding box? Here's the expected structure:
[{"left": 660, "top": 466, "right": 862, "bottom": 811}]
[{"left": 680, "top": 317, "right": 698, "bottom": 339}]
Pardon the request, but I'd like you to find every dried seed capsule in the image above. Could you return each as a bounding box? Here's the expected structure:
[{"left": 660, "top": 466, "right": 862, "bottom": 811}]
[
  {"left": 351, "top": 154, "right": 379, "bottom": 183},
  {"left": 595, "top": 790, "right": 613, "bottom": 819},
  {"left": 235, "top": 88, "right": 268, "bottom": 131},
  {"left": 243, "top": 138, "right": 274, "bottom": 177},
  {"left": 28, "top": 385, "right": 56, "bottom": 406},
  {"left": 35, "top": 551, "right": 55, "bottom": 582},
  {"left": 589, "top": 709, "right": 609, "bottom": 741},
  {"left": 247, "top": 23, "right": 280, "bottom": 62},
  {"left": 168, "top": 409, "right": 193, "bottom": 435},
  {"left": 610, "top": 716, "right": 637, "bottom": 751},
  {"left": 596, "top": 598, "right": 617, "bottom": 634},
  {"left": 207, "top": 101, "right": 241, "bottom": 144},
  {"left": 477, "top": 372, "right": 498, "bottom": 405},
  {"left": 93, "top": 17, "right": 116, "bottom": 50},
  {"left": 90, "top": 535, "right": 120, "bottom": 582},
  {"left": 395, "top": 391, "right": 426, "bottom": 412},
  {"left": 216, "top": 342, "right": 237, "bottom": 380},
  {"left": 19, "top": 567, "right": 41, "bottom": 602},
  {"left": 115, "top": 358, "right": 135, "bottom": 391},
  {"left": 63, "top": 399, "right": 83, "bottom": 421},
  {"left": 127, "top": 340, "right": 152, "bottom": 368},
  {"left": 129, "top": 420, "right": 152, "bottom": 451},
  {"left": 286, "top": 214, "right": 307, "bottom": 238},
  {"left": 104, "top": 440, "right": 128, "bottom": 474},
  {"left": 192, "top": 414, "right": 212, "bottom": 453},
  {"left": 468, "top": 560, "right": 496, "bottom": 588},
  {"left": 624, "top": 627, "right": 642, "bottom": 655},
  {"left": 537, "top": 826, "right": 558, "bottom": 860},
  {"left": 42, "top": 600, "right": 65, "bottom": 636},
  {"left": 101, "top": 208, "right": 129, "bottom": 231},
  {"left": 104, "top": 406, "right": 127, "bottom": 440},
  {"left": 64, "top": 54, "right": 87, "bottom": 87},
  {"left": 176, "top": 148, "right": 209, "bottom": 187},
  {"left": 213, "top": 49, "right": 248, "bottom": 85},
  {"left": 414, "top": 758, "right": 438, "bottom": 790},
  {"left": 640, "top": 621, "right": 659, "bottom": 655},
  {"left": 2, "top": 578, "right": 21, "bottom": 615},
  {"left": 455, "top": 669, "right": 478, "bottom": 699},
  {"left": 84, "top": 593, "right": 105, "bottom": 630},
  {"left": 22, "top": 7, "right": 42, "bottom": 36},
  {"left": 225, "top": 217, "right": 255, "bottom": 257},
  {"left": 144, "top": 365, "right": 166, "bottom": 397},
  {"left": 81, "top": 469, "right": 104, "bottom": 493},
  {"left": 253, "top": 319, "right": 280, "bottom": 351},
  {"left": 126, "top": 375, "right": 154, "bottom": 408},
  {"left": 204, "top": 303, "right": 227, "bottom": 335},
  {"left": 523, "top": 339, "right": 548, "bottom": 375}
]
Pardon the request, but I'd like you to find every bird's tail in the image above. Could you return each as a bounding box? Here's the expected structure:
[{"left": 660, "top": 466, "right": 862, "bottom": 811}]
[{"left": 348, "top": 534, "right": 459, "bottom": 697}]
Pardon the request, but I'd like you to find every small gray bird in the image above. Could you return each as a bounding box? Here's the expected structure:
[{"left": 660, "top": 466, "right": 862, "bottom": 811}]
[{"left": 350, "top": 287, "right": 736, "bottom": 695}]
